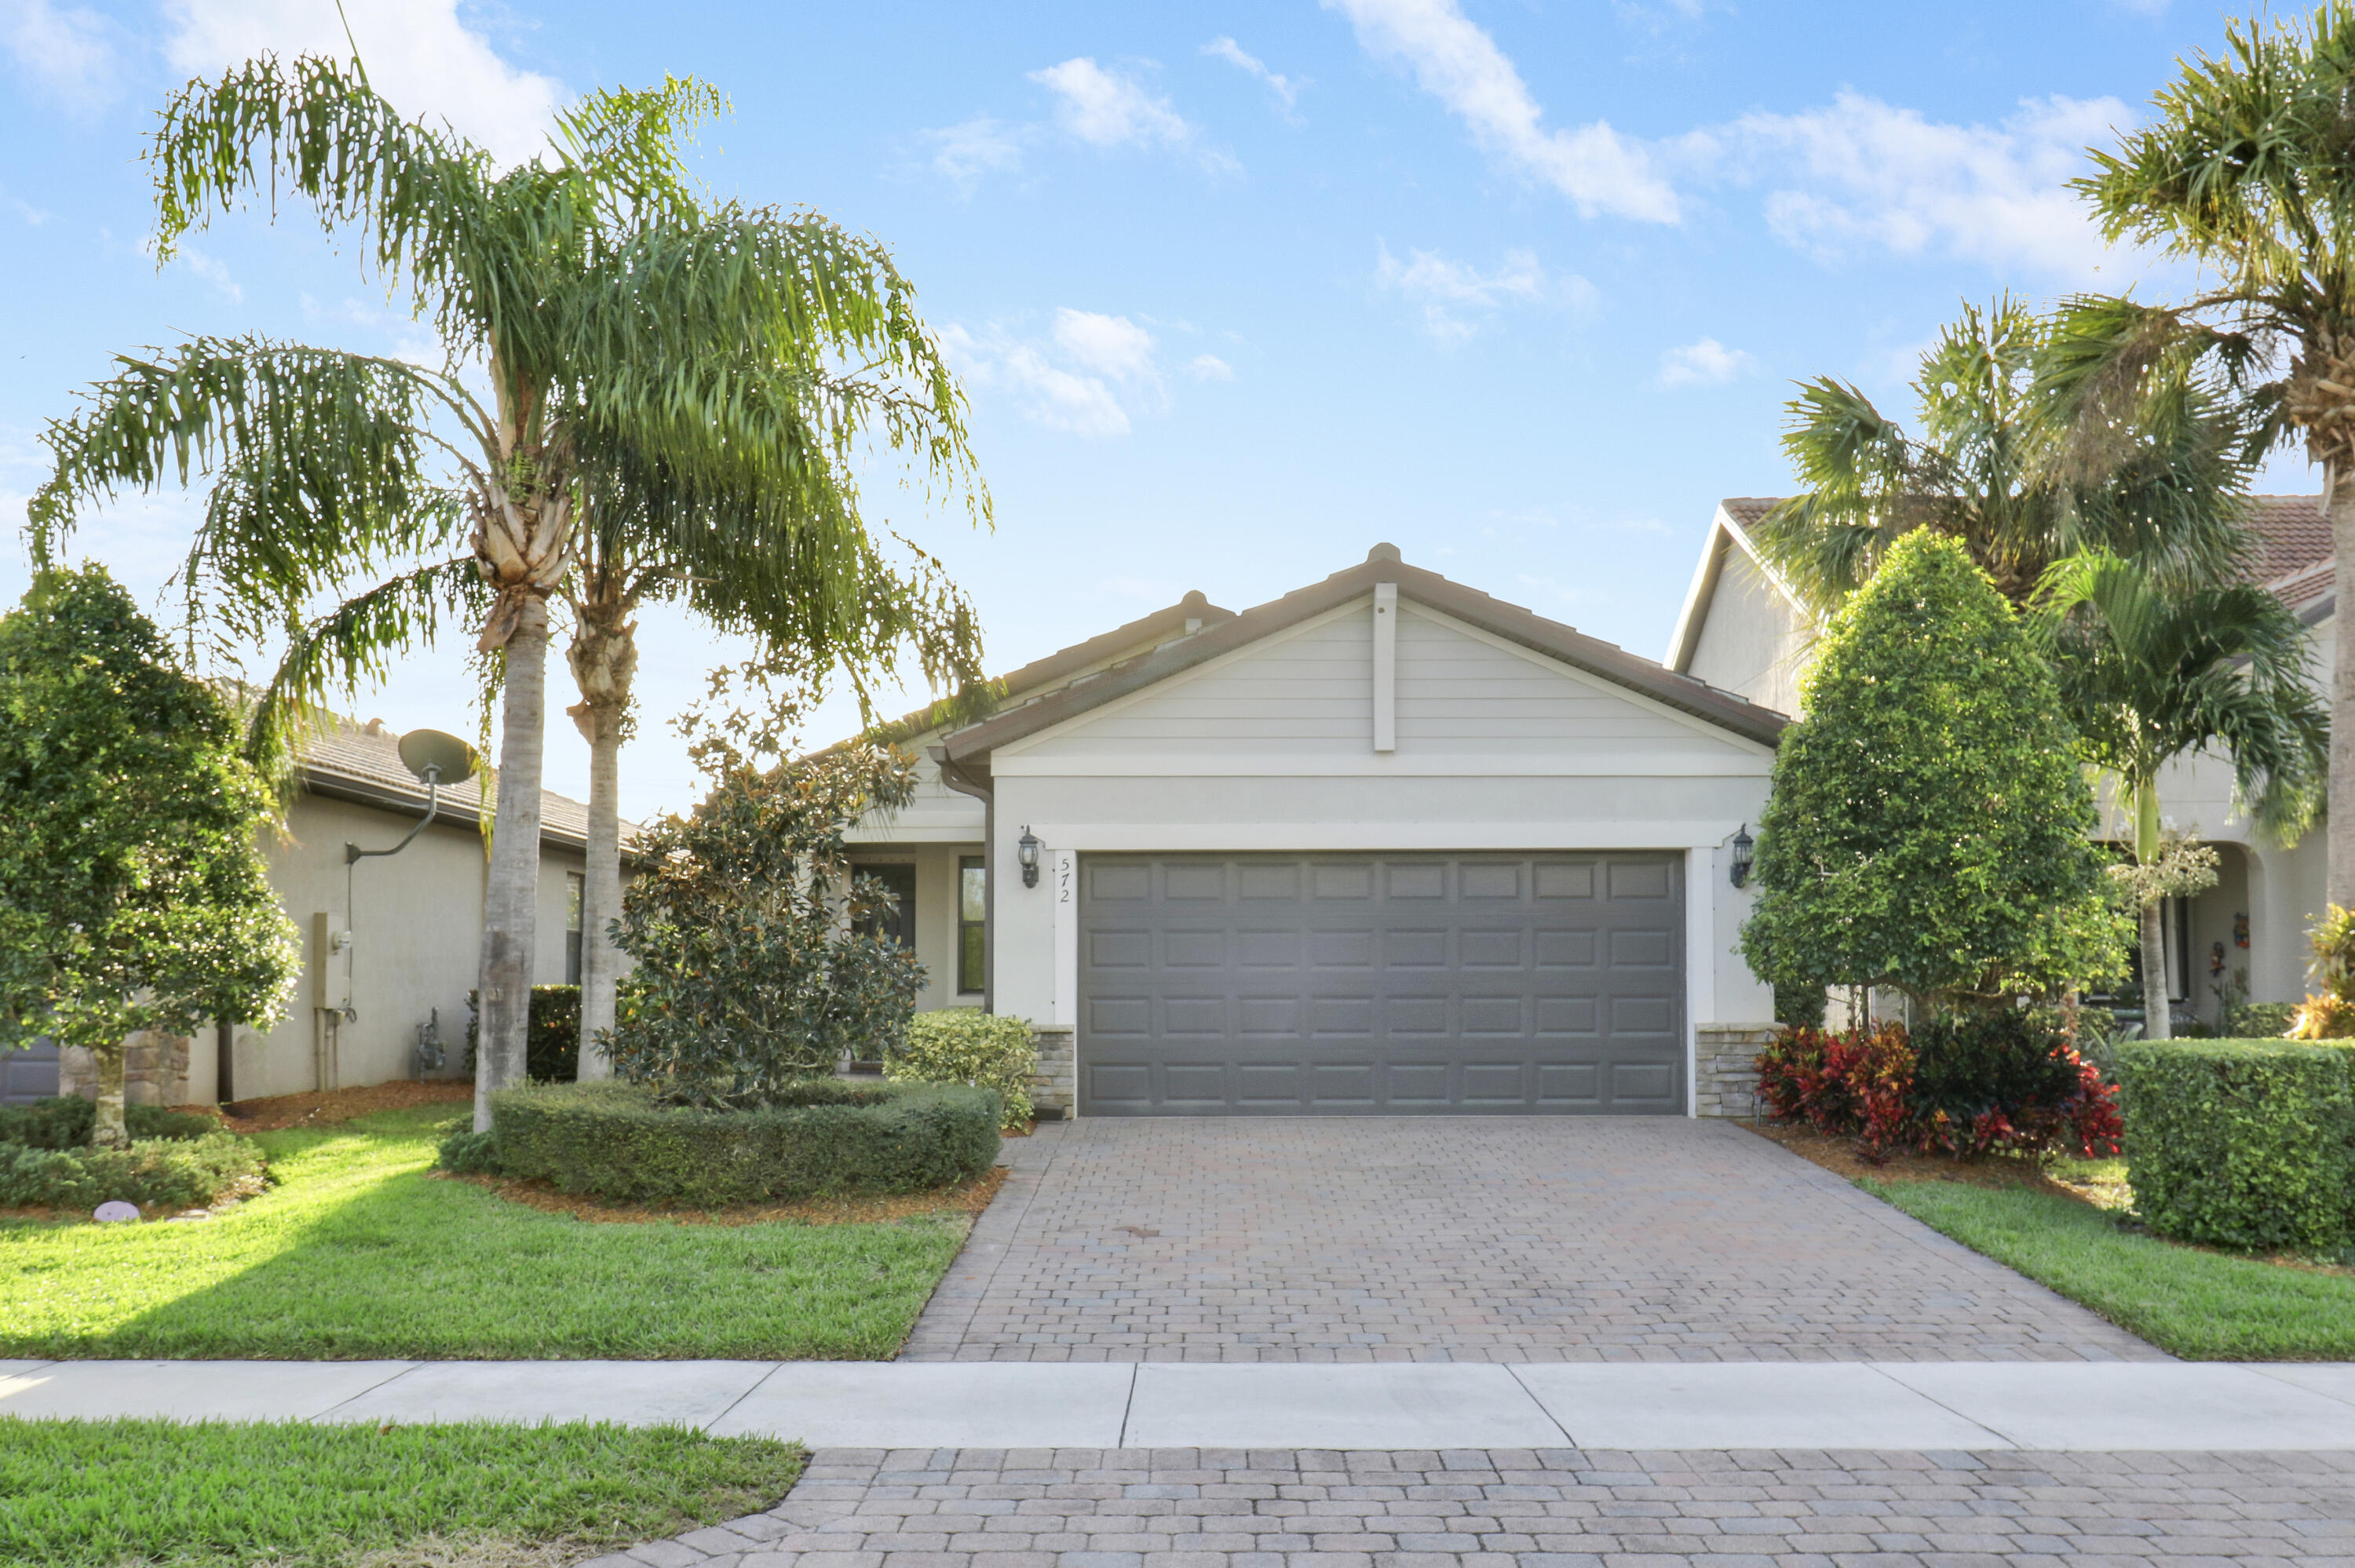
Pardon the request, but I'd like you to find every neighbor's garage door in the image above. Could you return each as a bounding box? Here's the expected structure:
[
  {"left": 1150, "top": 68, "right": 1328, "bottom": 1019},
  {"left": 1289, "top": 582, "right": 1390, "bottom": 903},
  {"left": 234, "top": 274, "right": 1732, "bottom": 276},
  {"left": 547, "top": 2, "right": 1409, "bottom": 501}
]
[{"left": 1077, "top": 853, "right": 1684, "bottom": 1115}]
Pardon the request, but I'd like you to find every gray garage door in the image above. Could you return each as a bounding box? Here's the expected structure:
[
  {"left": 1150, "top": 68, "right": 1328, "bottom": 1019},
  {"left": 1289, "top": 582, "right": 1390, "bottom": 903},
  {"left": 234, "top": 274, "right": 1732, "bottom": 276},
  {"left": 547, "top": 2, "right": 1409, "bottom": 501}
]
[{"left": 1078, "top": 853, "right": 1685, "bottom": 1115}]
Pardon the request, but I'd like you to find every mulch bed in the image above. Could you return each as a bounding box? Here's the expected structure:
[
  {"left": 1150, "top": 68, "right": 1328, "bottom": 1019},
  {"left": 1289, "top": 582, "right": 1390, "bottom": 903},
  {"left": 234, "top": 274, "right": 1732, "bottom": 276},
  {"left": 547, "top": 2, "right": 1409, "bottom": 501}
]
[
  {"left": 1742, "top": 1117, "right": 2126, "bottom": 1207},
  {"left": 444, "top": 1163, "right": 1008, "bottom": 1227},
  {"left": 214, "top": 1078, "right": 473, "bottom": 1133}
]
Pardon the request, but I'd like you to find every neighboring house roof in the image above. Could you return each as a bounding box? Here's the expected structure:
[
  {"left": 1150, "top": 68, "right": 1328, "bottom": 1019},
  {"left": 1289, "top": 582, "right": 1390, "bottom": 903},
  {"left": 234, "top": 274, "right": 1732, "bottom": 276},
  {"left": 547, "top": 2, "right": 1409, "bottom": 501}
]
[
  {"left": 1669, "top": 494, "right": 2337, "bottom": 673},
  {"left": 297, "top": 714, "right": 637, "bottom": 858},
  {"left": 937, "top": 543, "right": 1787, "bottom": 775}
]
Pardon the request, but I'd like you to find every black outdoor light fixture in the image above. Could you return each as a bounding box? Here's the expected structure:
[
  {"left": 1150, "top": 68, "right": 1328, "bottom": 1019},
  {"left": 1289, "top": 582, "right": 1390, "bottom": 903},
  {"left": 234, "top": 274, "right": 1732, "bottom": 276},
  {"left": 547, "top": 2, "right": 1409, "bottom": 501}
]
[
  {"left": 1017, "top": 826, "right": 1042, "bottom": 888},
  {"left": 1729, "top": 824, "right": 1755, "bottom": 889}
]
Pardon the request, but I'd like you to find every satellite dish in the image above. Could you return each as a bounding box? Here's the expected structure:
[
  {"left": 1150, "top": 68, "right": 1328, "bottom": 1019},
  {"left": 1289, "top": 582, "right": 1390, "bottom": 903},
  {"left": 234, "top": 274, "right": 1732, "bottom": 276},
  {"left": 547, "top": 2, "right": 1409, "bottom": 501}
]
[{"left": 396, "top": 728, "right": 478, "bottom": 785}]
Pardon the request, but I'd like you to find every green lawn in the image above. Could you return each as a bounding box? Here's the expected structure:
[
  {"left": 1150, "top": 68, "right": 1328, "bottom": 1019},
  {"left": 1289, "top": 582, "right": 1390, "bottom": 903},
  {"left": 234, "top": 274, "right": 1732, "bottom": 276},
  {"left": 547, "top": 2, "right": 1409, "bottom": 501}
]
[
  {"left": 1866, "top": 1173, "right": 2355, "bottom": 1359},
  {"left": 0, "top": 1107, "right": 970, "bottom": 1359},
  {"left": 0, "top": 1417, "right": 801, "bottom": 1568}
]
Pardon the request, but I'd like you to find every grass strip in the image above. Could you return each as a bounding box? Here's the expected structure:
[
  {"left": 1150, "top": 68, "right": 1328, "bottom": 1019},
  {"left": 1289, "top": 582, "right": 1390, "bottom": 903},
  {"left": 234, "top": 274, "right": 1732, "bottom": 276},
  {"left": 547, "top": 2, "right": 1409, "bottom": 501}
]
[
  {"left": 0, "top": 1417, "right": 801, "bottom": 1568},
  {"left": 0, "top": 1107, "right": 969, "bottom": 1360},
  {"left": 1864, "top": 1174, "right": 2355, "bottom": 1360}
]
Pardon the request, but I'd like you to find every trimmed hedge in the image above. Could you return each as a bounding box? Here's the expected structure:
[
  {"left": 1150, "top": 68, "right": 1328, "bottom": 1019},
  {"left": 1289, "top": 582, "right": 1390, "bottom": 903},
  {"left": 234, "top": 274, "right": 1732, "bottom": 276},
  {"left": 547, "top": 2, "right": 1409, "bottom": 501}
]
[
  {"left": 484, "top": 1080, "right": 1000, "bottom": 1207},
  {"left": 2224, "top": 1001, "right": 2302, "bottom": 1041},
  {"left": 889, "top": 1009, "right": 1036, "bottom": 1129},
  {"left": 0, "top": 1096, "right": 216, "bottom": 1150},
  {"left": 2115, "top": 1038, "right": 2355, "bottom": 1253},
  {"left": 0, "top": 1131, "right": 265, "bottom": 1212}
]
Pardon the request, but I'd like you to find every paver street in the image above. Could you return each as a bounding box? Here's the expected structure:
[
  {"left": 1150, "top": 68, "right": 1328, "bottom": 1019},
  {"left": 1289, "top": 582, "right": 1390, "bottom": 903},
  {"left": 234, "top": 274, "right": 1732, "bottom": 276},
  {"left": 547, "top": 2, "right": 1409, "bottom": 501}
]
[
  {"left": 589, "top": 1445, "right": 2355, "bottom": 1568},
  {"left": 904, "top": 1118, "right": 2161, "bottom": 1363}
]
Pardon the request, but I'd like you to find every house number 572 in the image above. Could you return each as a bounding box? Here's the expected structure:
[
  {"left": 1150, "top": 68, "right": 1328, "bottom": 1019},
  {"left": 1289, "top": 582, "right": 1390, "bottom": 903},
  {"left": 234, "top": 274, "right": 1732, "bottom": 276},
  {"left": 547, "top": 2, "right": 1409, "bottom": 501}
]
[{"left": 1057, "top": 855, "right": 1073, "bottom": 903}]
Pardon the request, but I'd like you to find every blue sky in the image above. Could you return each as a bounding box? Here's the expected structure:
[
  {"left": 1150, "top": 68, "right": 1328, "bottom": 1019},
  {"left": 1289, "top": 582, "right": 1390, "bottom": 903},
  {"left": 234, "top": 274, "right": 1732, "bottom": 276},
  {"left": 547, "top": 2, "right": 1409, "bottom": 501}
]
[{"left": 0, "top": 0, "right": 2305, "bottom": 822}]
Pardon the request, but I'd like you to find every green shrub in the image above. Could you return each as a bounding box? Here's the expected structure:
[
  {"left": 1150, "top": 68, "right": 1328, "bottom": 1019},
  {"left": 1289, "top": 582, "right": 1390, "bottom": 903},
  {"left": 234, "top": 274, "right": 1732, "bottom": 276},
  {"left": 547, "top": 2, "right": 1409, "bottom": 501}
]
[
  {"left": 488, "top": 1080, "right": 999, "bottom": 1207},
  {"left": 889, "top": 1009, "right": 1036, "bottom": 1129},
  {"left": 466, "top": 985, "right": 582, "bottom": 1081},
  {"left": 2116, "top": 1038, "right": 2355, "bottom": 1253},
  {"left": 0, "top": 1131, "right": 265, "bottom": 1212},
  {"left": 0, "top": 1096, "right": 216, "bottom": 1150},
  {"left": 2226, "top": 1001, "right": 2303, "bottom": 1039},
  {"left": 435, "top": 1127, "right": 503, "bottom": 1175}
]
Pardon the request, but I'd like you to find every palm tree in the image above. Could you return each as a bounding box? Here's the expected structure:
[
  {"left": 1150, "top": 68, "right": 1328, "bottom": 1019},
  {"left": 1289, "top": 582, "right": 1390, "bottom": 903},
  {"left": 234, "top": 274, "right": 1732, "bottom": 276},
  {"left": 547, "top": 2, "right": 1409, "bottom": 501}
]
[
  {"left": 29, "top": 58, "right": 984, "bottom": 1128},
  {"left": 2035, "top": 555, "right": 2328, "bottom": 1038},
  {"left": 1751, "top": 297, "right": 2251, "bottom": 622},
  {"left": 2066, "top": 2, "right": 2355, "bottom": 905}
]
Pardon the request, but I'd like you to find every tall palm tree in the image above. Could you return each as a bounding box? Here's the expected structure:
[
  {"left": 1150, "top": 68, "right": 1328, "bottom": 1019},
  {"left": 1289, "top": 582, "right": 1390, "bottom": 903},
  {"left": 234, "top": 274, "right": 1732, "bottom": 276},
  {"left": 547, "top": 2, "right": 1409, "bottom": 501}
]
[
  {"left": 2035, "top": 555, "right": 2328, "bottom": 1038},
  {"left": 1752, "top": 297, "right": 2251, "bottom": 622},
  {"left": 2065, "top": 2, "right": 2355, "bottom": 904},
  {"left": 29, "top": 57, "right": 984, "bottom": 1128}
]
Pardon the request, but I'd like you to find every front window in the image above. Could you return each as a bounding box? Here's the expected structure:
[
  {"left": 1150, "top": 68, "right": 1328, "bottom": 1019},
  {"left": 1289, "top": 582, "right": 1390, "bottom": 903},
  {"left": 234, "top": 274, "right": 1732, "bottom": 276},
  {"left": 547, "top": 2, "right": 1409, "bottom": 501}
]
[
  {"left": 564, "top": 871, "right": 584, "bottom": 986},
  {"left": 853, "top": 864, "right": 918, "bottom": 949},
  {"left": 958, "top": 855, "right": 987, "bottom": 994}
]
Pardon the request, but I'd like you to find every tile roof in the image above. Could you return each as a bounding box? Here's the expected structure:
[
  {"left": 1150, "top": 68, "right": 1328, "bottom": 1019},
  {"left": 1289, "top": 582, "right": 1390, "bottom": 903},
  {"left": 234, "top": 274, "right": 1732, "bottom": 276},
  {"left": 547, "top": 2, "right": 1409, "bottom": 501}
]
[
  {"left": 1718, "top": 494, "right": 2334, "bottom": 607},
  {"left": 296, "top": 713, "right": 635, "bottom": 855}
]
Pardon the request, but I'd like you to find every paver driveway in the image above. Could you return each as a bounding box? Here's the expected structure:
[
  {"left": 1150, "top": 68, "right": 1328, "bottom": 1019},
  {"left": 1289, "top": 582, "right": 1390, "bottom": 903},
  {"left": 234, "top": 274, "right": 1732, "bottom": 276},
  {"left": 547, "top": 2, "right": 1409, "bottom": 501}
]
[
  {"left": 593, "top": 1445, "right": 2355, "bottom": 1568},
  {"left": 903, "top": 1118, "right": 2159, "bottom": 1363}
]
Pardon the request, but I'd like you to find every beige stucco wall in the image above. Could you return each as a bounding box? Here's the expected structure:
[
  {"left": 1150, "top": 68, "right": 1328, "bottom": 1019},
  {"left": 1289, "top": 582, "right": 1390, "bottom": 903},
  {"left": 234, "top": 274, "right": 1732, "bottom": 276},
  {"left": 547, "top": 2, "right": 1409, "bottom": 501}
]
[{"left": 217, "top": 792, "right": 590, "bottom": 1100}]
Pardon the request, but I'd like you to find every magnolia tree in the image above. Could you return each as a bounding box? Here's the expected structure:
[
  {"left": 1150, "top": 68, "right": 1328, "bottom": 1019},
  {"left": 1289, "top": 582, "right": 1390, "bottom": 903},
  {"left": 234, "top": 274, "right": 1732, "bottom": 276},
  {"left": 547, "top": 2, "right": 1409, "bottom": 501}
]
[
  {"left": 1740, "top": 531, "right": 2127, "bottom": 1016},
  {"left": 604, "top": 739, "right": 924, "bottom": 1107},
  {"left": 0, "top": 567, "right": 298, "bottom": 1147}
]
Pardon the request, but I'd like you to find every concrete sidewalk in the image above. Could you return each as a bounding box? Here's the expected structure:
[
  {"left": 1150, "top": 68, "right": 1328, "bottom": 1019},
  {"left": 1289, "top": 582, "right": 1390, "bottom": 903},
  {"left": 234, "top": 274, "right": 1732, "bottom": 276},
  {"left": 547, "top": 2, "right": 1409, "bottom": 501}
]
[{"left": 11, "top": 1358, "right": 2355, "bottom": 1449}]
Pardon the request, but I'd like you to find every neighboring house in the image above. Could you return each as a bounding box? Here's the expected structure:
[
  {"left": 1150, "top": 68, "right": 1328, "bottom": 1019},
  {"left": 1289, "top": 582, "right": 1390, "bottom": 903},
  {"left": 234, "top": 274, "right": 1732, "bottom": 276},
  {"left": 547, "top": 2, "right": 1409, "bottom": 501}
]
[
  {"left": 847, "top": 545, "right": 1787, "bottom": 1118},
  {"left": 6, "top": 713, "right": 625, "bottom": 1109},
  {"left": 1668, "top": 495, "right": 2339, "bottom": 1026}
]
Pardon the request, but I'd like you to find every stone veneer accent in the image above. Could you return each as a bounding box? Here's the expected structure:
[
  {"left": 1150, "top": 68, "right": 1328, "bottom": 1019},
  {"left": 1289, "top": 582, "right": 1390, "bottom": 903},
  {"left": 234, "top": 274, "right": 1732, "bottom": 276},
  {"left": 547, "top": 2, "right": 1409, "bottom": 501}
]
[
  {"left": 1693, "top": 1022, "right": 1780, "bottom": 1118},
  {"left": 57, "top": 1029, "right": 193, "bottom": 1107},
  {"left": 1028, "top": 1025, "right": 1075, "bottom": 1119}
]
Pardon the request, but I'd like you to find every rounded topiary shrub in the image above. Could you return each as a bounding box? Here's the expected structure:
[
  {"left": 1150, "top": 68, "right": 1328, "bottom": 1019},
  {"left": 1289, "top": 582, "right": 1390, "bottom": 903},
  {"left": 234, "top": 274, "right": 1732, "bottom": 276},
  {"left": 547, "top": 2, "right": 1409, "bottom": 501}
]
[
  {"left": 484, "top": 1080, "right": 1001, "bottom": 1207},
  {"left": 889, "top": 1009, "right": 1037, "bottom": 1130}
]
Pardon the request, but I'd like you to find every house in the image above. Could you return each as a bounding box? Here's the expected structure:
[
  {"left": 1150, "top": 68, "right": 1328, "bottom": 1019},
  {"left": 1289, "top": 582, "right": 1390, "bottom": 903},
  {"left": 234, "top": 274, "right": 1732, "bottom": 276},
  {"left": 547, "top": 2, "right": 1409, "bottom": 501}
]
[
  {"left": 1667, "top": 495, "right": 2339, "bottom": 1026},
  {"left": 3, "top": 713, "right": 620, "bottom": 1109},
  {"left": 847, "top": 545, "right": 1787, "bottom": 1118}
]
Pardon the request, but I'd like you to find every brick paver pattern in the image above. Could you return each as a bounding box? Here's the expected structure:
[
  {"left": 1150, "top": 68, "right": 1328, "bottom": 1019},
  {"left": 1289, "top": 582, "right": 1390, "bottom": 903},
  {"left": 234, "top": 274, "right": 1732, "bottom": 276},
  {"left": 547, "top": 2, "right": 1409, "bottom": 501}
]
[
  {"left": 901, "top": 1118, "right": 2159, "bottom": 1362},
  {"left": 586, "top": 1445, "right": 2355, "bottom": 1568}
]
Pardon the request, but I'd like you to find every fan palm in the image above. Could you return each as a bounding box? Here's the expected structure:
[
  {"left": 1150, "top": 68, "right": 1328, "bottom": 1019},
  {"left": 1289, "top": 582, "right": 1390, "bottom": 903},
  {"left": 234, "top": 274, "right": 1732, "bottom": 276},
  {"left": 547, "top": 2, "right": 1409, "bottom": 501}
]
[
  {"left": 2034, "top": 554, "right": 2328, "bottom": 1038},
  {"left": 2062, "top": 2, "right": 2355, "bottom": 903},
  {"left": 28, "top": 56, "right": 986, "bottom": 1127},
  {"left": 1751, "top": 297, "right": 2252, "bottom": 623}
]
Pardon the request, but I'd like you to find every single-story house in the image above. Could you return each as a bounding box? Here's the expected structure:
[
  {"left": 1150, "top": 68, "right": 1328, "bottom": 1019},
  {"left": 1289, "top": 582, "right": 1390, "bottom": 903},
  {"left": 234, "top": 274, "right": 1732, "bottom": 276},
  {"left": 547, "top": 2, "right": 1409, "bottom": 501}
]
[
  {"left": 848, "top": 544, "right": 1788, "bottom": 1118},
  {"left": 1668, "top": 494, "right": 2339, "bottom": 1028},
  {"left": 4, "top": 713, "right": 617, "bottom": 1109}
]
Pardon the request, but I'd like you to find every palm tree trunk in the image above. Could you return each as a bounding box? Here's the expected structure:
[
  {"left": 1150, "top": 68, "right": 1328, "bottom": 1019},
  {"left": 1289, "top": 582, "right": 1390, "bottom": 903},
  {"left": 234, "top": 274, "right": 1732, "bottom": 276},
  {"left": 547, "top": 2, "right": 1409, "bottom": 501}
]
[
  {"left": 575, "top": 695, "right": 625, "bottom": 1080},
  {"left": 567, "top": 599, "right": 637, "bottom": 1081},
  {"left": 2139, "top": 899, "right": 2172, "bottom": 1043},
  {"left": 473, "top": 597, "right": 550, "bottom": 1132},
  {"left": 2332, "top": 456, "right": 2355, "bottom": 908},
  {"left": 90, "top": 1039, "right": 128, "bottom": 1150},
  {"left": 2134, "top": 777, "right": 2171, "bottom": 1042}
]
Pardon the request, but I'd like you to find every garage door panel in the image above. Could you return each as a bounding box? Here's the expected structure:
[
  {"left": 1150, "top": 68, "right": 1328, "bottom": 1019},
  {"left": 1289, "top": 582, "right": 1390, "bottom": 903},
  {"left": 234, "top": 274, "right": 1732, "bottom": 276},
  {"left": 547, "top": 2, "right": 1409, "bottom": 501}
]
[{"left": 1079, "top": 853, "right": 1684, "bottom": 1115}]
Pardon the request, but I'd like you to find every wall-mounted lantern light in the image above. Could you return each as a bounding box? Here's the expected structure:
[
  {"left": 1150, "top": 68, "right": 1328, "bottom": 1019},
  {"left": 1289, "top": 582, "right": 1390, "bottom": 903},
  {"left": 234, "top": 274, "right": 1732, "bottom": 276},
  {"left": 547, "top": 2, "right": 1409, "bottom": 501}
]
[
  {"left": 1729, "top": 824, "right": 1755, "bottom": 889},
  {"left": 1017, "top": 826, "right": 1042, "bottom": 888}
]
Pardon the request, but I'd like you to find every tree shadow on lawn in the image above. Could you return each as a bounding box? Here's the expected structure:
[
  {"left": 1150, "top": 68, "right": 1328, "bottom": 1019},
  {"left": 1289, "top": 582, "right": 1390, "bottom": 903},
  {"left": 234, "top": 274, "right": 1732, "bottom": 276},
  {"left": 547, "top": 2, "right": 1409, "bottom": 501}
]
[{"left": 0, "top": 1110, "right": 971, "bottom": 1362}]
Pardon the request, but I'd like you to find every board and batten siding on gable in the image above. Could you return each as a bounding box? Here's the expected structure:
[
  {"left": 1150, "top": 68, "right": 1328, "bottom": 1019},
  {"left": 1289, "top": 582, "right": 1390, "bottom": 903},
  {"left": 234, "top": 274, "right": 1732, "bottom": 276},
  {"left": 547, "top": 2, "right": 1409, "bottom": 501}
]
[
  {"left": 980, "top": 592, "right": 1778, "bottom": 1089},
  {"left": 1681, "top": 544, "right": 1809, "bottom": 720}
]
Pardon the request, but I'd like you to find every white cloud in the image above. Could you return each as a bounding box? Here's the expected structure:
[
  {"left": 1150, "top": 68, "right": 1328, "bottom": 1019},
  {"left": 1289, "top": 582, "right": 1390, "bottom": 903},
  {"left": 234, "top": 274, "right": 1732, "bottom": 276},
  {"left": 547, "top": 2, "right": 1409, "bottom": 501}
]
[
  {"left": 162, "top": 0, "right": 564, "bottom": 167},
  {"left": 5, "top": 0, "right": 115, "bottom": 111},
  {"left": 926, "top": 115, "right": 1030, "bottom": 186},
  {"left": 1657, "top": 337, "right": 1754, "bottom": 387},
  {"left": 1185, "top": 353, "right": 1235, "bottom": 382},
  {"left": 1029, "top": 57, "right": 1192, "bottom": 150},
  {"left": 1373, "top": 243, "right": 1590, "bottom": 345},
  {"left": 1203, "top": 35, "right": 1300, "bottom": 114},
  {"left": 141, "top": 234, "right": 243, "bottom": 300},
  {"left": 1323, "top": 0, "right": 1679, "bottom": 223},
  {"left": 944, "top": 314, "right": 1172, "bottom": 439},
  {"left": 1710, "top": 91, "right": 2132, "bottom": 277}
]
